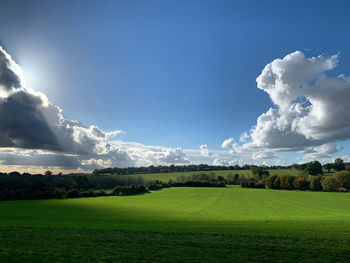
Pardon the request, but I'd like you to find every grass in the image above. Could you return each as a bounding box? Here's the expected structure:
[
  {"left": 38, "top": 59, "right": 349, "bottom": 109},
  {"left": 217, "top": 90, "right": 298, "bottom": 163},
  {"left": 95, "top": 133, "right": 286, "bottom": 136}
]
[
  {"left": 1, "top": 186, "right": 350, "bottom": 262},
  {"left": 126, "top": 169, "right": 300, "bottom": 182}
]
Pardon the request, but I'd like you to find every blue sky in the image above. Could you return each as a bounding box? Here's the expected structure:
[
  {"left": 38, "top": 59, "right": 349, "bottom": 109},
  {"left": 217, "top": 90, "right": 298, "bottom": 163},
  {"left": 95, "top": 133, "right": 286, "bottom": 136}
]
[{"left": 1, "top": 0, "right": 350, "bottom": 171}]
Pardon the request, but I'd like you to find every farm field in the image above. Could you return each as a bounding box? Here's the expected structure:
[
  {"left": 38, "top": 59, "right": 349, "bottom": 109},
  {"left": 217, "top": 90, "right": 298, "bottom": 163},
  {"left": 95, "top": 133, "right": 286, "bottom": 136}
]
[
  {"left": 125, "top": 168, "right": 300, "bottom": 182},
  {"left": 1, "top": 186, "right": 350, "bottom": 262}
]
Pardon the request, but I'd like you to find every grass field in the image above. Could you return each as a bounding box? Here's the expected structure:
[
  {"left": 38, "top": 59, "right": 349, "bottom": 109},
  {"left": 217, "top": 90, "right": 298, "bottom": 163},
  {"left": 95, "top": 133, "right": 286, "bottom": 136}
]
[
  {"left": 127, "top": 168, "right": 300, "bottom": 182},
  {"left": 1, "top": 186, "right": 350, "bottom": 262}
]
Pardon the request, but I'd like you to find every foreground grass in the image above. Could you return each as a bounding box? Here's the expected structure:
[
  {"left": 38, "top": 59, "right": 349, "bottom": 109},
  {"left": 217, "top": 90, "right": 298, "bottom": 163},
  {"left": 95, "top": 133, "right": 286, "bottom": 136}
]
[{"left": 1, "top": 186, "right": 350, "bottom": 262}]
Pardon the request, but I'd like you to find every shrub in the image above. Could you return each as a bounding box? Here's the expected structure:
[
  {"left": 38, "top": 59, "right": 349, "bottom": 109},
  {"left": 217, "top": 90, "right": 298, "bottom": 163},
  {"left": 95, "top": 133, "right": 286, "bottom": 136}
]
[
  {"left": 309, "top": 175, "right": 323, "bottom": 191},
  {"left": 293, "top": 177, "right": 309, "bottom": 190},
  {"left": 148, "top": 184, "right": 163, "bottom": 190},
  {"left": 112, "top": 185, "right": 147, "bottom": 195},
  {"left": 334, "top": 170, "right": 350, "bottom": 190},
  {"left": 74, "top": 176, "right": 90, "bottom": 190},
  {"left": 217, "top": 181, "right": 227, "bottom": 187},
  {"left": 265, "top": 175, "right": 278, "bottom": 189},
  {"left": 240, "top": 178, "right": 264, "bottom": 188},
  {"left": 321, "top": 177, "right": 340, "bottom": 192},
  {"left": 66, "top": 189, "right": 80, "bottom": 198},
  {"left": 273, "top": 176, "right": 281, "bottom": 189},
  {"left": 279, "top": 175, "right": 296, "bottom": 190},
  {"left": 53, "top": 188, "right": 66, "bottom": 198}
]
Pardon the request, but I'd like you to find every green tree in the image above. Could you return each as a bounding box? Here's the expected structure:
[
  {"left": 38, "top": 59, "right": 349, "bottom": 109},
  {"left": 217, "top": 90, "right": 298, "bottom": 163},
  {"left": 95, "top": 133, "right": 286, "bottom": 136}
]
[
  {"left": 293, "top": 177, "right": 309, "bottom": 190},
  {"left": 321, "top": 177, "right": 339, "bottom": 192},
  {"left": 334, "top": 158, "right": 345, "bottom": 171},
  {"left": 309, "top": 175, "right": 322, "bottom": 191},
  {"left": 323, "top": 163, "right": 332, "bottom": 173},
  {"left": 279, "top": 175, "right": 296, "bottom": 190},
  {"left": 334, "top": 170, "right": 350, "bottom": 190},
  {"left": 265, "top": 175, "right": 278, "bottom": 189},
  {"left": 305, "top": 161, "right": 323, "bottom": 175},
  {"left": 74, "top": 175, "right": 89, "bottom": 190}
]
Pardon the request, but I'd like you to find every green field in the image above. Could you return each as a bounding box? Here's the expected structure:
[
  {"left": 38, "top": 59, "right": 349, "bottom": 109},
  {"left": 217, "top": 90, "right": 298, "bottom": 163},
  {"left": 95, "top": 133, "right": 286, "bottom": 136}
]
[
  {"left": 1, "top": 186, "right": 350, "bottom": 262},
  {"left": 127, "top": 168, "right": 300, "bottom": 182}
]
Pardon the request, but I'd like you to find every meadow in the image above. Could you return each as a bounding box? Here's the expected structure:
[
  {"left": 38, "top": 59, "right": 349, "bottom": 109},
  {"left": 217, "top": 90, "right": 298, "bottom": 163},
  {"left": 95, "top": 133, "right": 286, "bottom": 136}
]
[{"left": 1, "top": 185, "right": 350, "bottom": 262}]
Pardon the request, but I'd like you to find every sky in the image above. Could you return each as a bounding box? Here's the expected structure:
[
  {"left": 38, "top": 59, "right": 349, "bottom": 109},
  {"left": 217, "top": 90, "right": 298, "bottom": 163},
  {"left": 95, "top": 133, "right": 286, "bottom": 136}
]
[{"left": 1, "top": 0, "right": 350, "bottom": 172}]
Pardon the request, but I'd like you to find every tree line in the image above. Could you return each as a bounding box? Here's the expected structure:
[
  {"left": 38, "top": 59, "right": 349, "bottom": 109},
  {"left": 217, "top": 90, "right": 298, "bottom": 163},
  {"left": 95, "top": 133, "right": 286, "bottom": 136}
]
[
  {"left": 91, "top": 164, "right": 286, "bottom": 175},
  {"left": 0, "top": 171, "right": 231, "bottom": 201},
  {"left": 242, "top": 159, "right": 350, "bottom": 192}
]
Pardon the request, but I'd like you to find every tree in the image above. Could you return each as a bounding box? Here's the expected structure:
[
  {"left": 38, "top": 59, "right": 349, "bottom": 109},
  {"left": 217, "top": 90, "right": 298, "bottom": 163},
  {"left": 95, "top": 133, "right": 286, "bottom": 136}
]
[
  {"left": 273, "top": 176, "right": 281, "bottom": 189},
  {"left": 251, "top": 167, "right": 270, "bottom": 179},
  {"left": 44, "top": 170, "right": 53, "bottom": 176},
  {"left": 310, "top": 175, "right": 322, "bottom": 191},
  {"left": 334, "top": 158, "right": 345, "bottom": 171},
  {"left": 305, "top": 161, "right": 323, "bottom": 175},
  {"left": 323, "top": 163, "right": 332, "bottom": 173},
  {"left": 321, "top": 177, "right": 339, "bottom": 192},
  {"left": 293, "top": 177, "right": 309, "bottom": 190},
  {"left": 279, "top": 175, "right": 296, "bottom": 190},
  {"left": 74, "top": 175, "right": 89, "bottom": 190},
  {"left": 9, "top": 171, "right": 21, "bottom": 176},
  {"left": 265, "top": 175, "right": 278, "bottom": 189},
  {"left": 334, "top": 170, "right": 350, "bottom": 190}
]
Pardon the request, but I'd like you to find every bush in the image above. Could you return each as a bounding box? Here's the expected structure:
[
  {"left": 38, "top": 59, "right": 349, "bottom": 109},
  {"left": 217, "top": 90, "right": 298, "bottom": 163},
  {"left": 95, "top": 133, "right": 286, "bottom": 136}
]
[
  {"left": 279, "top": 175, "right": 296, "bottom": 190},
  {"left": 273, "top": 176, "right": 281, "bottom": 189},
  {"left": 321, "top": 177, "right": 340, "bottom": 192},
  {"left": 53, "top": 188, "right": 66, "bottom": 198},
  {"left": 240, "top": 178, "right": 265, "bottom": 189},
  {"left": 148, "top": 184, "right": 163, "bottom": 190},
  {"left": 293, "top": 177, "right": 309, "bottom": 190},
  {"left": 112, "top": 185, "right": 147, "bottom": 195},
  {"left": 309, "top": 175, "right": 322, "bottom": 191},
  {"left": 334, "top": 170, "right": 350, "bottom": 190},
  {"left": 265, "top": 175, "right": 278, "bottom": 189},
  {"left": 66, "top": 189, "right": 80, "bottom": 198}
]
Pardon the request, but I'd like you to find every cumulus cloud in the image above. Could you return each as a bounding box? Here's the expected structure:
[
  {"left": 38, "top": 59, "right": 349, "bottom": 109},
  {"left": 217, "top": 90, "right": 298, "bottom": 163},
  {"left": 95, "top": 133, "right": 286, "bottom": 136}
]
[
  {"left": 252, "top": 151, "right": 277, "bottom": 160},
  {"left": 239, "top": 132, "right": 250, "bottom": 143},
  {"left": 224, "top": 51, "right": 350, "bottom": 161},
  {"left": 212, "top": 158, "right": 229, "bottom": 166},
  {"left": 110, "top": 141, "right": 190, "bottom": 166},
  {"left": 0, "top": 45, "right": 134, "bottom": 169},
  {"left": 302, "top": 142, "right": 342, "bottom": 161},
  {"left": 200, "top": 144, "right": 212, "bottom": 157}
]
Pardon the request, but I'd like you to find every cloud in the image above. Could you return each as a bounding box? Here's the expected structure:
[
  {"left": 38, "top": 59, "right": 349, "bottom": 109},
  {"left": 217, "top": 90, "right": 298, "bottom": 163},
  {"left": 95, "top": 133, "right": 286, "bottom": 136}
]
[
  {"left": 239, "top": 132, "right": 250, "bottom": 143},
  {"left": 252, "top": 151, "right": 277, "bottom": 160},
  {"left": 212, "top": 158, "right": 229, "bottom": 166},
  {"left": 302, "top": 142, "right": 342, "bottom": 161},
  {"left": 200, "top": 144, "right": 212, "bottom": 157},
  {"left": 0, "top": 45, "right": 134, "bottom": 169},
  {"left": 109, "top": 141, "right": 190, "bottom": 166},
  {"left": 0, "top": 149, "right": 81, "bottom": 169},
  {"left": 227, "top": 51, "right": 350, "bottom": 158}
]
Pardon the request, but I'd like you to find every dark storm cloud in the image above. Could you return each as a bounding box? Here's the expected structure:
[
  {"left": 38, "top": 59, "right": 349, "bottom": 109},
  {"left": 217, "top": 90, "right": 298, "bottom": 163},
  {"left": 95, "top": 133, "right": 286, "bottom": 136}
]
[
  {"left": 0, "top": 48, "right": 21, "bottom": 91},
  {"left": 0, "top": 90, "right": 60, "bottom": 150},
  {"left": 0, "top": 150, "right": 81, "bottom": 169},
  {"left": 0, "top": 45, "right": 135, "bottom": 169}
]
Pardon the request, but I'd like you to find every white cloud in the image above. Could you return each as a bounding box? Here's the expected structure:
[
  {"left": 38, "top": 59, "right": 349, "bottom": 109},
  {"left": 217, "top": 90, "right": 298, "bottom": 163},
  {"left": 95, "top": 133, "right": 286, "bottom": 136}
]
[
  {"left": 224, "top": 51, "right": 350, "bottom": 161},
  {"left": 252, "top": 151, "right": 277, "bottom": 160},
  {"left": 109, "top": 141, "right": 190, "bottom": 166},
  {"left": 239, "top": 132, "right": 250, "bottom": 143},
  {"left": 222, "top": 138, "right": 235, "bottom": 148},
  {"left": 200, "top": 144, "right": 212, "bottom": 157},
  {"left": 302, "top": 142, "right": 342, "bottom": 161}
]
